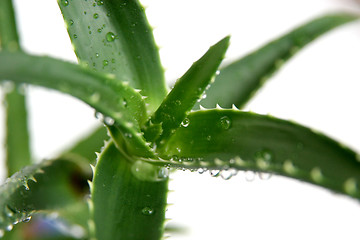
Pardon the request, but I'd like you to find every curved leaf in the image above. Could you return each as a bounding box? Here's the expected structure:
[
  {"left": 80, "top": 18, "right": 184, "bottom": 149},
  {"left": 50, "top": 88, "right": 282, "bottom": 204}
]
[
  {"left": 58, "top": 0, "right": 167, "bottom": 112},
  {"left": 153, "top": 109, "right": 360, "bottom": 199},
  {"left": 144, "top": 36, "right": 230, "bottom": 145},
  {"left": 0, "top": 157, "right": 91, "bottom": 234},
  {"left": 197, "top": 13, "right": 359, "bottom": 109},
  {"left": 0, "top": 0, "right": 31, "bottom": 176},
  {"left": 0, "top": 51, "right": 154, "bottom": 157},
  {"left": 91, "top": 142, "right": 168, "bottom": 240}
]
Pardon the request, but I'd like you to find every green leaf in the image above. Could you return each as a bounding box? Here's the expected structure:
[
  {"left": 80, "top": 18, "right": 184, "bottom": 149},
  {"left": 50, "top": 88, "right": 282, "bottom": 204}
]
[
  {"left": 144, "top": 36, "right": 230, "bottom": 145},
  {"left": 197, "top": 13, "right": 359, "bottom": 109},
  {"left": 0, "top": 157, "right": 91, "bottom": 234},
  {"left": 3, "top": 89, "right": 32, "bottom": 176},
  {"left": 0, "top": 0, "right": 32, "bottom": 176},
  {"left": 155, "top": 109, "right": 360, "bottom": 199},
  {"left": 91, "top": 142, "right": 168, "bottom": 240},
  {"left": 61, "top": 126, "right": 109, "bottom": 165},
  {"left": 58, "top": 0, "right": 167, "bottom": 113},
  {"left": 0, "top": 51, "right": 154, "bottom": 157},
  {"left": 0, "top": 0, "right": 20, "bottom": 52}
]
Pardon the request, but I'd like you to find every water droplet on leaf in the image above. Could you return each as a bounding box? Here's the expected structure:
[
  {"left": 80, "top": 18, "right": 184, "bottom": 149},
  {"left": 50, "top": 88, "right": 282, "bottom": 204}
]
[
  {"left": 142, "top": 207, "right": 154, "bottom": 216},
  {"left": 106, "top": 32, "right": 115, "bottom": 42},
  {"left": 104, "top": 116, "right": 114, "bottom": 126},
  {"left": 258, "top": 172, "right": 272, "bottom": 180},
  {"left": 220, "top": 169, "right": 234, "bottom": 180},
  {"left": 22, "top": 216, "right": 32, "bottom": 223},
  {"left": 61, "top": 0, "right": 69, "bottom": 6},
  {"left": 181, "top": 118, "right": 190, "bottom": 127},
  {"left": 218, "top": 116, "right": 231, "bottom": 130},
  {"left": 210, "top": 170, "right": 220, "bottom": 177},
  {"left": 5, "top": 224, "right": 13, "bottom": 231},
  {"left": 93, "top": 13, "right": 99, "bottom": 19},
  {"left": 245, "top": 171, "right": 256, "bottom": 182}
]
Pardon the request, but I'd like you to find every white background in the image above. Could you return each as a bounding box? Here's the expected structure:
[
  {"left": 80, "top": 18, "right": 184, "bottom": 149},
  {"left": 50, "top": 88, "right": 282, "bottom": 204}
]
[{"left": 1, "top": 0, "right": 360, "bottom": 239}]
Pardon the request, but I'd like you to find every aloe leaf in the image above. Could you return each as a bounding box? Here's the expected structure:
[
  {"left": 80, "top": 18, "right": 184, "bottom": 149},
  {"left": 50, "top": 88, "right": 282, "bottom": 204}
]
[
  {"left": 0, "top": 51, "right": 154, "bottom": 157},
  {"left": 3, "top": 89, "right": 32, "bottom": 176},
  {"left": 0, "top": 0, "right": 20, "bottom": 51},
  {"left": 144, "top": 37, "right": 230, "bottom": 145},
  {"left": 197, "top": 13, "right": 359, "bottom": 109},
  {"left": 58, "top": 0, "right": 167, "bottom": 113},
  {"left": 91, "top": 141, "right": 168, "bottom": 240},
  {"left": 0, "top": 0, "right": 32, "bottom": 176},
  {"left": 0, "top": 157, "right": 91, "bottom": 235},
  {"left": 154, "top": 109, "right": 360, "bottom": 199}
]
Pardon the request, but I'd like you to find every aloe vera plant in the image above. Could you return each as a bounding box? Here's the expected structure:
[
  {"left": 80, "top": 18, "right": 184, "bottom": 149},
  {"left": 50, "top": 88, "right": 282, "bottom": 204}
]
[{"left": 0, "top": 0, "right": 360, "bottom": 239}]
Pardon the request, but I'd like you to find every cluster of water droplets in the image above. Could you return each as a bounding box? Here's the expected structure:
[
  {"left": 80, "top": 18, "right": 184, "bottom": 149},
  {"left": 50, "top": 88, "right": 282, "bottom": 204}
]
[
  {"left": 0, "top": 176, "right": 37, "bottom": 236},
  {"left": 94, "top": 111, "right": 115, "bottom": 126}
]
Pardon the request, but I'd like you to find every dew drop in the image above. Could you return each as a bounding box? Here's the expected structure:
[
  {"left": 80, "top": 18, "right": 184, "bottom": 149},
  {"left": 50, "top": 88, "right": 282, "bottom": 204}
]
[
  {"left": 255, "top": 149, "right": 274, "bottom": 170},
  {"left": 95, "top": 53, "right": 100, "bottom": 58},
  {"left": 142, "top": 207, "right": 154, "bottom": 216},
  {"left": 175, "top": 99, "right": 181, "bottom": 106},
  {"left": 104, "top": 116, "right": 115, "bottom": 126},
  {"left": 210, "top": 170, "right": 220, "bottom": 177},
  {"left": 206, "top": 135, "right": 212, "bottom": 141},
  {"left": 220, "top": 169, "right": 234, "bottom": 180},
  {"left": 218, "top": 116, "right": 231, "bottom": 130},
  {"left": 61, "top": 0, "right": 69, "bottom": 6},
  {"left": 22, "top": 216, "right": 32, "bottom": 223},
  {"left": 181, "top": 118, "right": 190, "bottom": 127},
  {"left": 106, "top": 32, "right": 116, "bottom": 42},
  {"left": 5, "top": 224, "right": 13, "bottom": 231},
  {"left": 131, "top": 161, "right": 168, "bottom": 182},
  {"left": 310, "top": 167, "right": 323, "bottom": 182},
  {"left": 103, "top": 60, "right": 109, "bottom": 66},
  {"left": 124, "top": 133, "right": 132, "bottom": 138},
  {"left": 197, "top": 168, "right": 206, "bottom": 174},
  {"left": 95, "top": 111, "right": 104, "bottom": 121},
  {"left": 344, "top": 178, "right": 358, "bottom": 195},
  {"left": 245, "top": 171, "right": 256, "bottom": 182},
  {"left": 97, "top": 0, "right": 104, "bottom": 6},
  {"left": 283, "top": 160, "right": 297, "bottom": 175},
  {"left": 93, "top": 13, "right": 99, "bottom": 19},
  {"left": 216, "top": 70, "right": 220, "bottom": 75},
  {"left": 258, "top": 172, "right": 272, "bottom": 180},
  {"left": 73, "top": 34, "right": 78, "bottom": 39},
  {"left": 69, "top": 19, "right": 74, "bottom": 26},
  {"left": 97, "top": 28, "right": 102, "bottom": 33}
]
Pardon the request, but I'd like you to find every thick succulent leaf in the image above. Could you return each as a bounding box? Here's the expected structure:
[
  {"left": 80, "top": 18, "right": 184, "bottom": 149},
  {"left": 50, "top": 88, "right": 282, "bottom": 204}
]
[
  {"left": 154, "top": 109, "right": 360, "bottom": 199},
  {"left": 0, "top": 157, "right": 91, "bottom": 235},
  {"left": 0, "top": 0, "right": 32, "bottom": 176},
  {"left": 0, "top": 51, "right": 154, "bottom": 157},
  {"left": 91, "top": 141, "right": 168, "bottom": 240},
  {"left": 144, "top": 37, "right": 230, "bottom": 145},
  {"left": 0, "top": 0, "right": 20, "bottom": 51},
  {"left": 3, "top": 89, "right": 32, "bottom": 176},
  {"left": 61, "top": 126, "right": 109, "bottom": 165},
  {"left": 58, "top": 0, "right": 167, "bottom": 113},
  {"left": 197, "top": 13, "right": 359, "bottom": 109}
]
